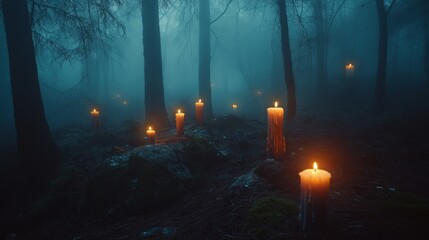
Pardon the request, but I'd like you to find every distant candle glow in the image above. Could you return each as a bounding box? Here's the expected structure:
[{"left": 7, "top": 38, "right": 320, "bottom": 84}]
[
  {"left": 90, "top": 108, "right": 101, "bottom": 130},
  {"left": 232, "top": 104, "right": 238, "bottom": 109},
  {"left": 195, "top": 99, "right": 204, "bottom": 125},
  {"left": 346, "top": 63, "right": 354, "bottom": 69},
  {"left": 146, "top": 126, "right": 156, "bottom": 144}
]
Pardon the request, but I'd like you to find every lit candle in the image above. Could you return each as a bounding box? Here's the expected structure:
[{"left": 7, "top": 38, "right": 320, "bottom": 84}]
[
  {"left": 266, "top": 101, "right": 286, "bottom": 160},
  {"left": 299, "top": 162, "right": 331, "bottom": 231},
  {"left": 345, "top": 63, "right": 355, "bottom": 79},
  {"left": 195, "top": 99, "right": 204, "bottom": 126},
  {"left": 90, "top": 108, "right": 101, "bottom": 131},
  {"left": 232, "top": 104, "right": 238, "bottom": 110},
  {"left": 175, "top": 109, "right": 185, "bottom": 137},
  {"left": 146, "top": 126, "right": 156, "bottom": 144}
]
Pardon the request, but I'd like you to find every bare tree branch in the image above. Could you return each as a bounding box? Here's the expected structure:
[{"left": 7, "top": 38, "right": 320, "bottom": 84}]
[{"left": 210, "top": 0, "right": 233, "bottom": 24}]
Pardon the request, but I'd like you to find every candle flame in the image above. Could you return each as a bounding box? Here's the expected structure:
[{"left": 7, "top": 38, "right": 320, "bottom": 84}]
[
  {"left": 91, "top": 109, "right": 98, "bottom": 113},
  {"left": 274, "top": 101, "right": 278, "bottom": 107},
  {"left": 178, "top": 109, "right": 181, "bottom": 113},
  {"left": 232, "top": 104, "right": 238, "bottom": 109},
  {"left": 148, "top": 126, "right": 152, "bottom": 130},
  {"left": 198, "top": 99, "right": 202, "bottom": 103},
  {"left": 314, "top": 162, "right": 318, "bottom": 172}
]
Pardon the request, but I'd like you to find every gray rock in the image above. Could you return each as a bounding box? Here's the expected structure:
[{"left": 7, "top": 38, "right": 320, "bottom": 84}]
[{"left": 141, "top": 227, "right": 176, "bottom": 238}]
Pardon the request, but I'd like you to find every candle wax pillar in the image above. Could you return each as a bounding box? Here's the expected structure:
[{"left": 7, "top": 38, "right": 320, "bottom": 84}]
[
  {"left": 90, "top": 109, "right": 101, "bottom": 131},
  {"left": 266, "top": 102, "right": 286, "bottom": 160},
  {"left": 299, "top": 164, "right": 331, "bottom": 232},
  {"left": 345, "top": 64, "right": 355, "bottom": 79},
  {"left": 175, "top": 110, "right": 185, "bottom": 137},
  {"left": 195, "top": 99, "right": 204, "bottom": 126},
  {"left": 146, "top": 127, "right": 156, "bottom": 144}
]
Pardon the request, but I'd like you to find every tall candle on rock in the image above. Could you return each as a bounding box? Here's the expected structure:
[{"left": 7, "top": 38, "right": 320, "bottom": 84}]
[
  {"left": 195, "top": 99, "right": 204, "bottom": 126},
  {"left": 175, "top": 109, "right": 185, "bottom": 137},
  {"left": 299, "top": 162, "right": 331, "bottom": 232},
  {"left": 146, "top": 126, "right": 156, "bottom": 144},
  {"left": 266, "top": 101, "right": 286, "bottom": 160},
  {"left": 90, "top": 108, "right": 101, "bottom": 131}
]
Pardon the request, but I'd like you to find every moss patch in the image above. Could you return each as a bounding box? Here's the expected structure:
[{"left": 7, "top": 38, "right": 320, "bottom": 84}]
[{"left": 243, "top": 196, "right": 298, "bottom": 240}]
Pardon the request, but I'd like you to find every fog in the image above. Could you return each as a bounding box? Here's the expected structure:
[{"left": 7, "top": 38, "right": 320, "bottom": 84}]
[{"left": 1, "top": 0, "right": 428, "bottom": 143}]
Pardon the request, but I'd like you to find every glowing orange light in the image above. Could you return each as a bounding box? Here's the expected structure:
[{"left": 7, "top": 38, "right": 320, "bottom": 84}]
[
  {"left": 346, "top": 63, "right": 354, "bottom": 69},
  {"left": 274, "top": 101, "right": 278, "bottom": 108},
  {"left": 148, "top": 126, "right": 152, "bottom": 131},
  {"left": 314, "top": 162, "right": 318, "bottom": 172},
  {"left": 198, "top": 99, "right": 202, "bottom": 103},
  {"left": 91, "top": 109, "right": 99, "bottom": 114},
  {"left": 178, "top": 109, "right": 181, "bottom": 113},
  {"left": 232, "top": 104, "right": 238, "bottom": 109}
]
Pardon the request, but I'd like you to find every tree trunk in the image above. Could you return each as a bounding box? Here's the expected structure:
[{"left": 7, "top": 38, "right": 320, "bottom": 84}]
[
  {"left": 199, "top": 0, "right": 214, "bottom": 119},
  {"left": 2, "top": 0, "right": 60, "bottom": 185},
  {"left": 424, "top": 17, "right": 429, "bottom": 91},
  {"left": 375, "top": 0, "right": 388, "bottom": 109},
  {"left": 142, "top": 0, "right": 169, "bottom": 128},
  {"left": 314, "top": 0, "right": 327, "bottom": 99},
  {"left": 277, "top": 0, "right": 296, "bottom": 122}
]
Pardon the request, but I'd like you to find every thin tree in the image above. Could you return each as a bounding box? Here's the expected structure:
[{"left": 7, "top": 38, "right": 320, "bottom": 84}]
[
  {"left": 142, "top": 0, "right": 169, "bottom": 128},
  {"left": 308, "top": 0, "right": 346, "bottom": 99},
  {"left": 2, "top": 0, "right": 60, "bottom": 186},
  {"left": 198, "top": 0, "right": 234, "bottom": 119},
  {"left": 277, "top": 0, "right": 296, "bottom": 121},
  {"left": 375, "top": 0, "right": 396, "bottom": 109},
  {"left": 199, "top": 0, "right": 213, "bottom": 118}
]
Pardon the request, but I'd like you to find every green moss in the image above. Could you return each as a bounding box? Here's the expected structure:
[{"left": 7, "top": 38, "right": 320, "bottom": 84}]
[
  {"left": 382, "top": 192, "right": 429, "bottom": 219},
  {"left": 243, "top": 196, "right": 298, "bottom": 239}
]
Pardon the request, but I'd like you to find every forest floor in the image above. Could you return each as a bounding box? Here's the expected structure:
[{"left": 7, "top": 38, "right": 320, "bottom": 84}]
[{"left": 1, "top": 106, "right": 429, "bottom": 240}]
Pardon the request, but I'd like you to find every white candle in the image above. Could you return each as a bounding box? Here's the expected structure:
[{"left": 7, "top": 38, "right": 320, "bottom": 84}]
[
  {"left": 299, "top": 162, "right": 331, "bottom": 231},
  {"left": 195, "top": 99, "right": 204, "bottom": 125},
  {"left": 146, "top": 126, "right": 156, "bottom": 144},
  {"left": 266, "top": 101, "right": 286, "bottom": 160},
  {"left": 90, "top": 108, "right": 101, "bottom": 131},
  {"left": 175, "top": 109, "right": 185, "bottom": 137}
]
